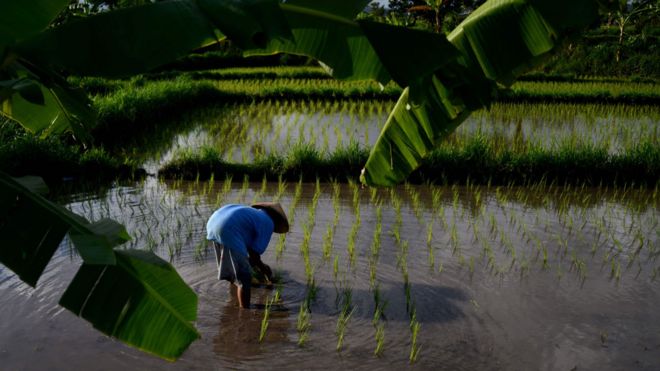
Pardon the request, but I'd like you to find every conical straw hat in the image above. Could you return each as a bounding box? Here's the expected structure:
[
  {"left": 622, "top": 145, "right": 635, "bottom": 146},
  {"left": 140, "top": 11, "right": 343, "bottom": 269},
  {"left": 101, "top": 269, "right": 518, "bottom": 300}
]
[{"left": 252, "top": 202, "right": 289, "bottom": 233}]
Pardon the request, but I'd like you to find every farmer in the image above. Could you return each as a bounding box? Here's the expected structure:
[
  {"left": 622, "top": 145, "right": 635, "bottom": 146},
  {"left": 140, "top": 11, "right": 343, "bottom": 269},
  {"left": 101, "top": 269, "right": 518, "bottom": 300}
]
[{"left": 206, "top": 202, "right": 289, "bottom": 308}]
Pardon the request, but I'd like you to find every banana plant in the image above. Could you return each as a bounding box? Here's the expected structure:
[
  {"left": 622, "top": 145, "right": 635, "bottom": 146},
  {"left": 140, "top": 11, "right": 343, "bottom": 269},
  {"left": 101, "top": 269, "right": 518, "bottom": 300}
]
[{"left": 1, "top": 0, "right": 609, "bottom": 360}]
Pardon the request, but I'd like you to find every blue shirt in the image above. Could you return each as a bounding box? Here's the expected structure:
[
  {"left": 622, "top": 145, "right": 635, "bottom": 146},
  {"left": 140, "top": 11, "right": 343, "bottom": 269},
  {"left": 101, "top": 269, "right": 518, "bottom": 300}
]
[{"left": 206, "top": 204, "right": 274, "bottom": 257}]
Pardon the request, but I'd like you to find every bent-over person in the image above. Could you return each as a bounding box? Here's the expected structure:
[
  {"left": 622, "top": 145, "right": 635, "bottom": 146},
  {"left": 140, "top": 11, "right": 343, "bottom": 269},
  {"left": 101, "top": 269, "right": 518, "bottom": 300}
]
[{"left": 206, "top": 202, "right": 289, "bottom": 308}]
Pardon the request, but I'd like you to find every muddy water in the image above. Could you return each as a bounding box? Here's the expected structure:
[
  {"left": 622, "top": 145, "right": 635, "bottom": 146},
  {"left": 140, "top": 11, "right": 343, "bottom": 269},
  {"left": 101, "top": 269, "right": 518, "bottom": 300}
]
[{"left": 1, "top": 179, "right": 659, "bottom": 370}]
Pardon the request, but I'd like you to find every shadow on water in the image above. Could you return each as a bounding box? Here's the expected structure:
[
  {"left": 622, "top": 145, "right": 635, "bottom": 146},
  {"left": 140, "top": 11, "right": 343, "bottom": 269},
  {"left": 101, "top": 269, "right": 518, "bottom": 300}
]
[{"left": 272, "top": 271, "right": 468, "bottom": 325}]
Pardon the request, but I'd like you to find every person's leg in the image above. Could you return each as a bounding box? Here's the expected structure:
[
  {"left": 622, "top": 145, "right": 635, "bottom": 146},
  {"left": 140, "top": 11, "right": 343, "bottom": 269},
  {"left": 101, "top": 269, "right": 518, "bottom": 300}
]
[
  {"left": 236, "top": 283, "right": 251, "bottom": 309},
  {"left": 228, "top": 248, "right": 253, "bottom": 309}
]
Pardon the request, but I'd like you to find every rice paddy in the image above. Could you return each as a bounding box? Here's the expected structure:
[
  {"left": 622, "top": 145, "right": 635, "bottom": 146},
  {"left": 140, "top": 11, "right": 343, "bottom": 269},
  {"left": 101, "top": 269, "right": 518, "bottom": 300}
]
[
  {"left": 1, "top": 66, "right": 658, "bottom": 369},
  {"left": 157, "top": 100, "right": 659, "bottom": 185},
  {"left": 1, "top": 174, "right": 657, "bottom": 369}
]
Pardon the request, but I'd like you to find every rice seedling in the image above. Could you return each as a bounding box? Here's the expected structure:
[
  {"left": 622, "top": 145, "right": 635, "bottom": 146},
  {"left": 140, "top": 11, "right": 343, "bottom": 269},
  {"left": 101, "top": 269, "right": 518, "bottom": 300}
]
[
  {"left": 275, "top": 233, "right": 287, "bottom": 261},
  {"left": 274, "top": 175, "right": 286, "bottom": 202},
  {"left": 409, "top": 309, "right": 421, "bottom": 364},
  {"left": 322, "top": 222, "right": 335, "bottom": 261},
  {"left": 288, "top": 176, "right": 304, "bottom": 225},
  {"left": 259, "top": 296, "right": 273, "bottom": 342}
]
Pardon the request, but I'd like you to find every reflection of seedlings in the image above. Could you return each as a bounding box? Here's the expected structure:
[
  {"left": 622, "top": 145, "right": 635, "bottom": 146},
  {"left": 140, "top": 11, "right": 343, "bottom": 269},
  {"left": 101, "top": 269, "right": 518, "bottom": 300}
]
[
  {"left": 289, "top": 176, "right": 304, "bottom": 224},
  {"left": 297, "top": 302, "right": 312, "bottom": 347},
  {"left": 610, "top": 260, "right": 621, "bottom": 283},
  {"left": 397, "top": 240, "right": 409, "bottom": 273},
  {"left": 259, "top": 296, "right": 273, "bottom": 342},
  {"left": 304, "top": 277, "right": 318, "bottom": 308},
  {"left": 336, "top": 304, "right": 354, "bottom": 351},
  {"left": 402, "top": 270, "right": 412, "bottom": 315},
  {"left": 409, "top": 309, "right": 421, "bottom": 363},
  {"left": 571, "top": 251, "right": 587, "bottom": 281},
  {"left": 147, "top": 232, "right": 157, "bottom": 251},
  {"left": 372, "top": 284, "right": 388, "bottom": 325},
  {"left": 450, "top": 219, "right": 459, "bottom": 253},
  {"left": 374, "top": 322, "right": 385, "bottom": 356},
  {"left": 542, "top": 244, "right": 550, "bottom": 270}
]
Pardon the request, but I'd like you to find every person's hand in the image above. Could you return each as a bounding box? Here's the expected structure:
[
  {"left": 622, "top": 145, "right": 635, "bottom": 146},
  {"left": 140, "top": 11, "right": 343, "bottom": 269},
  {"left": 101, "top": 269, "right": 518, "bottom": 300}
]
[{"left": 261, "top": 263, "right": 273, "bottom": 283}]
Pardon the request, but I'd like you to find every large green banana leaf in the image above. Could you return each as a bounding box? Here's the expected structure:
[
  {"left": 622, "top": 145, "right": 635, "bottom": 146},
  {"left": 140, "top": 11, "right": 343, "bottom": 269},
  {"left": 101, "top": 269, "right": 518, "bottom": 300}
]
[
  {"left": 60, "top": 249, "right": 199, "bottom": 361},
  {"left": 0, "top": 0, "right": 94, "bottom": 143},
  {"left": 1, "top": 61, "right": 95, "bottom": 143},
  {"left": 0, "top": 171, "right": 199, "bottom": 359},
  {"left": 0, "top": 0, "right": 69, "bottom": 57},
  {"left": 360, "top": 0, "right": 602, "bottom": 186},
  {"left": 0, "top": 172, "right": 126, "bottom": 286}
]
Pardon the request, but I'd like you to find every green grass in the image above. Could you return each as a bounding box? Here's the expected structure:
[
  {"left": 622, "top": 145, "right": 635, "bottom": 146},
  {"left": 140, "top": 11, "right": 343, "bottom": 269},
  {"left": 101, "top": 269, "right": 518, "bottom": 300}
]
[
  {"left": 502, "top": 81, "right": 660, "bottom": 104},
  {"left": 75, "top": 69, "right": 659, "bottom": 125},
  {"left": 7, "top": 66, "right": 659, "bottom": 183},
  {"left": 159, "top": 136, "right": 659, "bottom": 186},
  {"left": 0, "top": 119, "right": 139, "bottom": 181}
]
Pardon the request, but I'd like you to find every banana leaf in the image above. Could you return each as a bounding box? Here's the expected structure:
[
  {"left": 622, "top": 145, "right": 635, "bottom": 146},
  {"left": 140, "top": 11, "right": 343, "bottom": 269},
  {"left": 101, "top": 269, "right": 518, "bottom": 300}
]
[
  {"left": 15, "top": 0, "right": 222, "bottom": 78},
  {"left": 60, "top": 249, "right": 199, "bottom": 361},
  {"left": 245, "top": 2, "right": 390, "bottom": 83},
  {"left": 1, "top": 61, "right": 95, "bottom": 143},
  {"left": 0, "top": 0, "right": 70, "bottom": 57},
  {"left": 362, "top": 0, "right": 601, "bottom": 186},
  {"left": 0, "top": 172, "right": 126, "bottom": 286}
]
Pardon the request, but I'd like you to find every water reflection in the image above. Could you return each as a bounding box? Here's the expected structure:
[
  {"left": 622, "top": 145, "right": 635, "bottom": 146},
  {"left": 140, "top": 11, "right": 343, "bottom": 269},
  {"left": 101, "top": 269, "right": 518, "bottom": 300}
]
[{"left": 213, "top": 285, "right": 290, "bottom": 361}]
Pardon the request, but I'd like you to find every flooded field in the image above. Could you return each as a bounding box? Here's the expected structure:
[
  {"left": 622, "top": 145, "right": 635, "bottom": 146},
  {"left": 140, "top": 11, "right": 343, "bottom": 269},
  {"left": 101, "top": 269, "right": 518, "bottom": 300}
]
[
  {"left": 1, "top": 178, "right": 658, "bottom": 370},
  {"left": 146, "top": 102, "right": 659, "bottom": 171}
]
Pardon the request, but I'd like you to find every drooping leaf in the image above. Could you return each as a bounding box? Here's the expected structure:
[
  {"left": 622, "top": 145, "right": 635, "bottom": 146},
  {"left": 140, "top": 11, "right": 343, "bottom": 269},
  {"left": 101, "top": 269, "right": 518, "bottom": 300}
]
[
  {"left": 0, "top": 63, "right": 95, "bottom": 143},
  {"left": 246, "top": 3, "right": 391, "bottom": 83},
  {"left": 0, "top": 172, "right": 122, "bottom": 286},
  {"left": 0, "top": 172, "right": 123, "bottom": 284},
  {"left": 361, "top": 72, "right": 490, "bottom": 186},
  {"left": 16, "top": 0, "right": 222, "bottom": 78},
  {"left": 0, "top": 0, "right": 70, "bottom": 57},
  {"left": 59, "top": 249, "right": 200, "bottom": 361},
  {"left": 69, "top": 219, "right": 131, "bottom": 263},
  {"left": 363, "top": 0, "right": 602, "bottom": 186},
  {"left": 447, "top": 0, "right": 600, "bottom": 86},
  {"left": 357, "top": 20, "right": 461, "bottom": 88},
  {"left": 0, "top": 78, "right": 44, "bottom": 105},
  {"left": 0, "top": 173, "right": 69, "bottom": 287}
]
